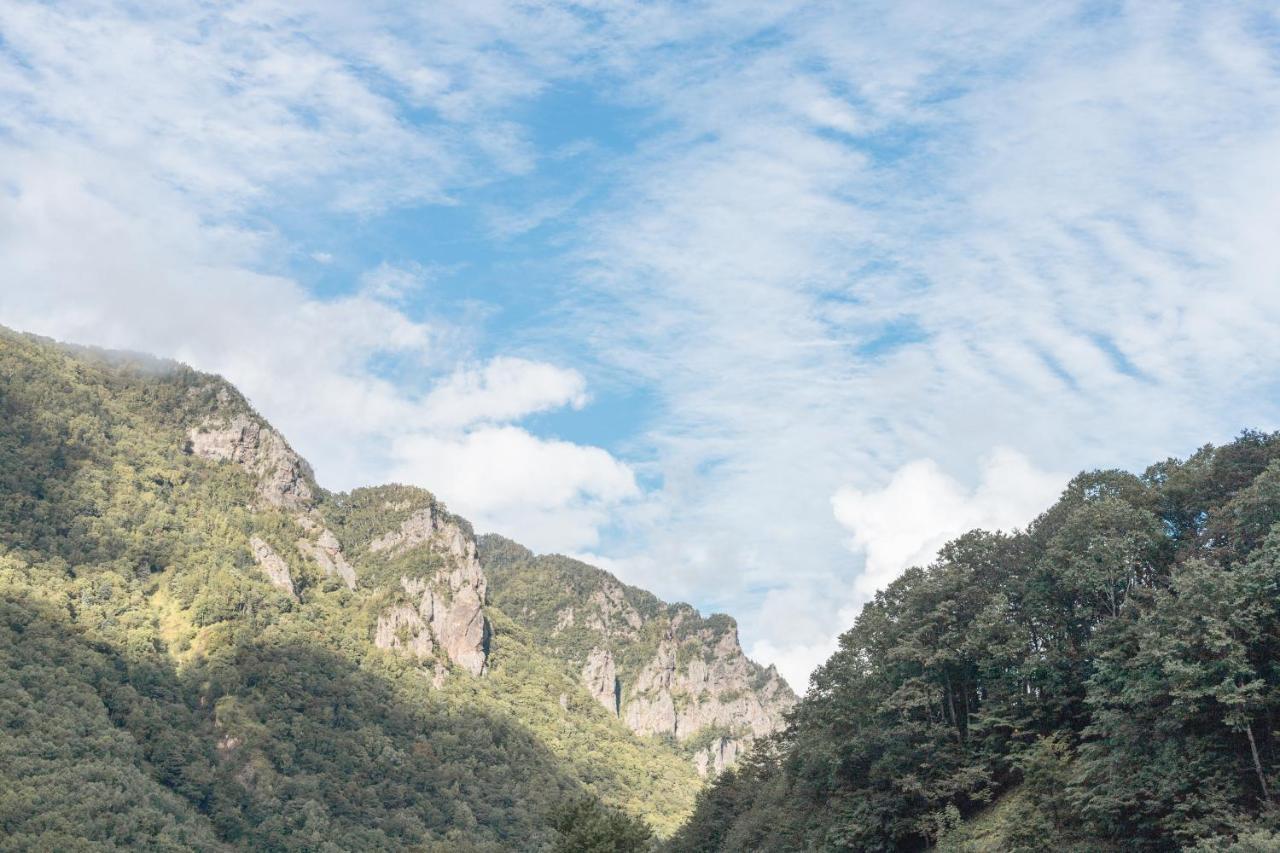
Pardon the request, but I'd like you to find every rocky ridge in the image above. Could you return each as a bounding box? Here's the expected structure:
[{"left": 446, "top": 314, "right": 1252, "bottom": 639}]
[
  {"left": 479, "top": 536, "right": 797, "bottom": 776},
  {"left": 184, "top": 383, "right": 784, "bottom": 774},
  {"left": 188, "top": 411, "right": 314, "bottom": 510},
  {"left": 366, "top": 504, "right": 491, "bottom": 677},
  {"left": 186, "top": 405, "right": 489, "bottom": 676},
  {"left": 0, "top": 326, "right": 719, "bottom": 842}
]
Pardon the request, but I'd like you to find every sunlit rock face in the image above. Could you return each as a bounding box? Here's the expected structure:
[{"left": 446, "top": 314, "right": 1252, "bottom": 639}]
[
  {"left": 188, "top": 413, "right": 314, "bottom": 510},
  {"left": 621, "top": 615, "right": 794, "bottom": 757},
  {"left": 187, "top": 401, "right": 489, "bottom": 677},
  {"left": 187, "top": 404, "right": 361, "bottom": 591},
  {"left": 370, "top": 506, "right": 491, "bottom": 677},
  {"left": 479, "top": 535, "right": 797, "bottom": 774},
  {"left": 295, "top": 513, "right": 357, "bottom": 590},
  {"left": 582, "top": 647, "right": 621, "bottom": 715},
  {"left": 248, "top": 535, "right": 295, "bottom": 596}
]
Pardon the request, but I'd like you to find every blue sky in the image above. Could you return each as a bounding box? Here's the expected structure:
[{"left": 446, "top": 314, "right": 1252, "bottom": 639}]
[{"left": 2, "top": 0, "right": 1280, "bottom": 688}]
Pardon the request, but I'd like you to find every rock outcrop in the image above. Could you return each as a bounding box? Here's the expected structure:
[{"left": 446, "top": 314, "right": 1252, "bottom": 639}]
[
  {"left": 582, "top": 647, "right": 620, "bottom": 715},
  {"left": 693, "top": 737, "right": 740, "bottom": 778},
  {"left": 584, "top": 584, "right": 643, "bottom": 637},
  {"left": 248, "top": 536, "right": 295, "bottom": 596},
  {"left": 371, "top": 505, "right": 491, "bottom": 676},
  {"left": 369, "top": 506, "right": 473, "bottom": 561},
  {"left": 295, "top": 513, "right": 357, "bottom": 590},
  {"left": 190, "top": 410, "right": 360, "bottom": 592},
  {"left": 188, "top": 414, "right": 314, "bottom": 509},
  {"left": 622, "top": 621, "right": 793, "bottom": 753},
  {"left": 479, "top": 536, "right": 797, "bottom": 774}
]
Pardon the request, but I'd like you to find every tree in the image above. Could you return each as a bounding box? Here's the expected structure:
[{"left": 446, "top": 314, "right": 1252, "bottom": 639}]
[{"left": 547, "top": 795, "right": 654, "bottom": 852}]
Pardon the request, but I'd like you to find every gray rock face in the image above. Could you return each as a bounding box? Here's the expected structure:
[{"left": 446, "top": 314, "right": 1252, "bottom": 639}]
[
  {"left": 369, "top": 507, "right": 471, "bottom": 560},
  {"left": 552, "top": 607, "right": 575, "bottom": 634},
  {"left": 618, "top": 624, "right": 793, "bottom": 769},
  {"left": 693, "top": 737, "right": 740, "bottom": 778},
  {"left": 574, "top": 598, "right": 795, "bottom": 772},
  {"left": 248, "top": 536, "right": 295, "bottom": 596},
  {"left": 188, "top": 415, "right": 314, "bottom": 509},
  {"left": 479, "top": 537, "right": 797, "bottom": 774},
  {"left": 295, "top": 513, "right": 357, "bottom": 590},
  {"left": 584, "top": 584, "right": 643, "bottom": 637},
  {"left": 372, "top": 507, "right": 490, "bottom": 676},
  {"left": 581, "top": 647, "right": 620, "bottom": 715},
  {"left": 626, "top": 625, "right": 792, "bottom": 741},
  {"left": 374, "top": 599, "right": 434, "bottom": 658}
]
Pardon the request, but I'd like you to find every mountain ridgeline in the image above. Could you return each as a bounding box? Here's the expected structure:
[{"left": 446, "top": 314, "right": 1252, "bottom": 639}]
[
  {"left": 8, "top": 322, "right": 1280, "bottom": 853},
  {"left": 0, "top": 327, "right": 792, "bottom": 851},
  {"left": 479, "top": 536, "right": 794, "bottom": 776},
  {"left": 671, "top": 432, "right": 1280, "bottom": 852}
]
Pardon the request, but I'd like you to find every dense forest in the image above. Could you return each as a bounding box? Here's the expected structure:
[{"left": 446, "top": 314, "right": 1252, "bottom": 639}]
[
  {"left": 0, "top": 327, "right": 722, "bottom": 850},
  {"left": 671, "top": 431, "right": 1280, "bottom": 851}
]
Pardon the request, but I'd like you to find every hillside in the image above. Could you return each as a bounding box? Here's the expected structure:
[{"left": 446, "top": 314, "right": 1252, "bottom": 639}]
[
  {"left": 671, "top": 432, "right": 1280, "bottom": 852},
  {"left": 0, "top": 328, "right": 789, "bottom": 850},
  {"left": 480, "top": 537, "right": 795, "bottom": 776}
]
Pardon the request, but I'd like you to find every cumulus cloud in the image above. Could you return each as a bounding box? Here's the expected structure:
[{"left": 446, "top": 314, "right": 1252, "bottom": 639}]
[
  {"left": 419, "top": 359, "right": 588, "bottom": 431},
  {"left": 389, "top": 426, "right": 638, "bottom": 553},
  {"left": 832, "top": 450, "right": 1066, "bottom": 598}
]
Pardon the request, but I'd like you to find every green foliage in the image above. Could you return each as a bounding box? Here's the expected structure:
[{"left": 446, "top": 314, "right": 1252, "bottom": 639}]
[
  {"left": 0, "top": 329, "right": 701, "bottom": 851},
  {"left": 547, "top": 795, "right": 655, "bottom": 852},
  {"left": 0, "top": 590, "right": 227, "bottom": 852},
  {"left": 673, "top": 434, "right": 1280, "bottom": 852},
  {"left": 478, "top": 536, "right": 778, "bottom": 724}
]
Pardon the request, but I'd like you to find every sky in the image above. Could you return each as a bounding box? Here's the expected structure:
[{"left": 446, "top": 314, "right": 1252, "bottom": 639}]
[{"left": 2, "top": 0, "right": 1280, "bottom": 691}]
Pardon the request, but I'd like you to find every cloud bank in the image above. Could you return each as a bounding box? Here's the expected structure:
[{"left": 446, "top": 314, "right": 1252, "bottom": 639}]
[{"left": 4, "top": 0, "right": 1280, "bottom": 690}]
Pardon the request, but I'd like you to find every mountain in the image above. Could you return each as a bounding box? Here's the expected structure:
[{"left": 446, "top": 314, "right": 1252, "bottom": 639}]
[
  {"left": 0, "top": 327, "right": 790, "bottom": 850},
  {"left": 479, "top": 537, "right": 795, "bottom": 777},
  {"left": 671, "top": 432, "right": 1280, "bottom": 852}
]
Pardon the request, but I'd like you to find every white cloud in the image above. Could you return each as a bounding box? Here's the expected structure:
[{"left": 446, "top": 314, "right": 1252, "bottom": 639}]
[
  {"left": 749, "top": 638, "right": 839, "bottom": 699},
  {"left": 552, "top": 1, "right": 1280, "bottom": 687},
  {"left": 419, "top": 358, "right": 588, "bottom": 431},
  {"left": 0, "top": 0, "right": 638, "bottom": 555},
  {"left": 832, "top": 450, "right": 1065, "bottom": 598},
  {"left": 360, "top": 262, "right": 427, "bottom": 303},
  {"left": 389, "top": 426, "right": 638, "bottom": 553},
  {"left": 5, "top": 0, "right": 1280, "bottom": 694}
]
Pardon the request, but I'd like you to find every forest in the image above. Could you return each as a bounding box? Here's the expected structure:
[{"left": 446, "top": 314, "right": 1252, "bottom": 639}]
[
  {"left": 671, "top": 431, "right": 1280, "bottom": 851},
  {"left": 6, "top": 324, "right": 1280, "bottom": 852},
  {"left": 0, "top": 328, "right": 686, "bottom": 851}
]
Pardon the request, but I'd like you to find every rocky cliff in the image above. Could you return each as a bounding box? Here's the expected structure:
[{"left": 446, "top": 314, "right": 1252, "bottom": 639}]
[
  {"left": 342, "top": 491, "right": 492, "bottom": 678},
  {"left": 185, "top": 397, "right": 490, "bottom": 677},
  {"left": 479, "top": 536, "right": 796, "bottom": 776},
  {"left": 182, "top": 391, "right": 791, "bottom": 767},
  {"left": 0, "top": 326, "right": 713, "bottom": 845}
]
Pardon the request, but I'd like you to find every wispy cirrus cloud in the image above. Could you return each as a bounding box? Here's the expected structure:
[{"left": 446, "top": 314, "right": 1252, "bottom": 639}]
[
  {"left": 0, "top": 0, "right": 642, "bottom": 551},
  {"left": 3, "top": 0, "right": 1280, "bottom": 692},
  {"left": 551, "top": 1, "right": 1280, "bottom": 687}
]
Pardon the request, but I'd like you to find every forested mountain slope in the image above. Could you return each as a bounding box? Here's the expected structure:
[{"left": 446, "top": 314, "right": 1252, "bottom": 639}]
[
  {"left": 480, "top": 536, "right": 795, "bottom": 776},
  {"left": 0, "top": 328, "right": 788, "bottom": 850},
  {"left": 671, "top": 432, "right": 1280, "bottom": 852}
]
